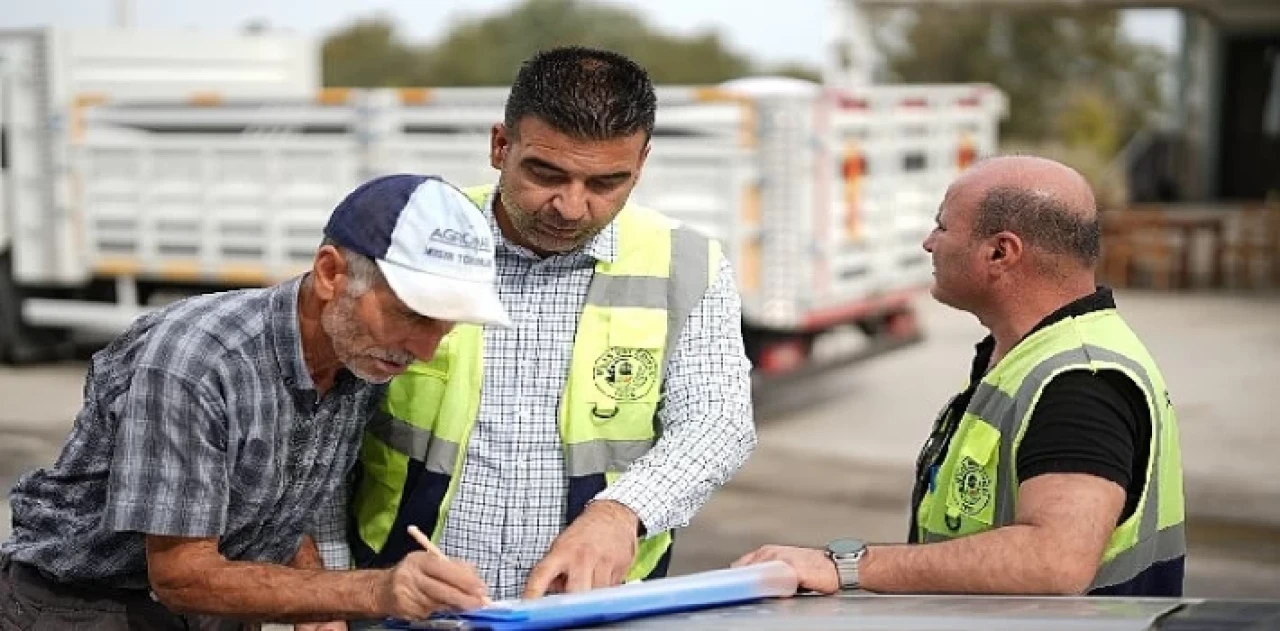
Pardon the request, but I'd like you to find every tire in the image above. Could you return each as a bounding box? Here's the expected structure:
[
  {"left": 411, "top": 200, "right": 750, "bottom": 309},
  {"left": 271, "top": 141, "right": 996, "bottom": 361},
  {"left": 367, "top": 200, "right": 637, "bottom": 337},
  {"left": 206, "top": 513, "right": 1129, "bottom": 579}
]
[
  {"left": 0, "top": 250, "right": 73, "bottom": 364},
  {"left": 0, "top": 250, "right": 24, "bottom": 362}
]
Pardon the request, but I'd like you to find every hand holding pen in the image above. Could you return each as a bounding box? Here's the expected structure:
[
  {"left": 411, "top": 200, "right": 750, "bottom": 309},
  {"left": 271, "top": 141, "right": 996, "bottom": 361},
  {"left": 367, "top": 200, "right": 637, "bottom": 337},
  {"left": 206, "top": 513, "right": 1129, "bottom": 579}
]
[{"left": 375, "top": 525, "right": 492, "bottom": 620}]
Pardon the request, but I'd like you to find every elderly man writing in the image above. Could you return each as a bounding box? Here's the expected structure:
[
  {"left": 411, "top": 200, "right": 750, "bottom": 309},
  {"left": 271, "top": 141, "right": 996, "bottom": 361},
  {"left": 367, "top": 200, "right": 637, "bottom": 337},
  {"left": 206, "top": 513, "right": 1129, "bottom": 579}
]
[{"left": 1, "top": 175, "right": 508, "bottom": 630}]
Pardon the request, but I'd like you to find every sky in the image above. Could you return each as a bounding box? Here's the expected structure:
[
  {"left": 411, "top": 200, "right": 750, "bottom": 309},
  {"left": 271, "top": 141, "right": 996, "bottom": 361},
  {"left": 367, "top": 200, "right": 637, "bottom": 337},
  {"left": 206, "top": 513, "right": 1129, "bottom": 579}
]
[{"left": 1, "top": 0, "right": 1182, "bottom": 67}]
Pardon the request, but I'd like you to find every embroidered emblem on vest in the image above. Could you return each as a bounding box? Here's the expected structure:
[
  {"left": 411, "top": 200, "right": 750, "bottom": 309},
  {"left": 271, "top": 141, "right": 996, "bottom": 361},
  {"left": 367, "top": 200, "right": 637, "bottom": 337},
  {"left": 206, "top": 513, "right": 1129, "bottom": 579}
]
[
  {"left": 593, "top": 347, "right": 658, "bottom": 401},
  {"left": 954, "top": 456, "right": 993, "bottom": 515}
]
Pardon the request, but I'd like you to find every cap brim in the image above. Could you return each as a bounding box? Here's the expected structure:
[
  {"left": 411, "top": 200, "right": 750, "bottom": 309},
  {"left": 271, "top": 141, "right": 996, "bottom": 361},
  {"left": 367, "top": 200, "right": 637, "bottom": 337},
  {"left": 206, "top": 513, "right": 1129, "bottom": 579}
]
[{"left": 377, "top": 259, "right": 512, "bottom": 327}]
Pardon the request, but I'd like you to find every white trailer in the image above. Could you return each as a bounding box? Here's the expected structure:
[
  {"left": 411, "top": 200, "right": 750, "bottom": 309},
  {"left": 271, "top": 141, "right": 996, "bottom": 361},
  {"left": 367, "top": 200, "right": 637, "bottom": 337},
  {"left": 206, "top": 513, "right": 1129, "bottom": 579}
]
[
  {"left": 0, "top": 79, "right": 1003, "bottom": 374},
  {"left": 0, "top": 27, "right": 1005, "bottom": 373},
  {"left": 0, "top": 27, "right": 319, "bottom": 361}
]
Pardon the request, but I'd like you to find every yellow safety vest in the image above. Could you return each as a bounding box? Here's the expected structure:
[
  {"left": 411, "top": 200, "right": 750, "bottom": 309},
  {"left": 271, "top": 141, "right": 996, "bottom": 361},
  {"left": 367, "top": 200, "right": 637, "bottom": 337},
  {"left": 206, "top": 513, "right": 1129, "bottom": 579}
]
[
  {"left": 350, "top": 186, "right": 722, "bottom": 581},
  {"left": 914, "top": 308, "right": 1186, "bottom": 594}
]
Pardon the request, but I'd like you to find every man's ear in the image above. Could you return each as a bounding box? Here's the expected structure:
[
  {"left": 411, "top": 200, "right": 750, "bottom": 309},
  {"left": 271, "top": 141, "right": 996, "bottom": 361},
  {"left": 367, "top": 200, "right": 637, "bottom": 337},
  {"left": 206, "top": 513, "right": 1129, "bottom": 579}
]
[
  {"left": 312, "top": 245, "right": 346, "bottom": 301},
  {"left": 990, "top": 232, "right": 1024, "bottom": 267},
  {"left": 490, "top": 123, "right": 510, "bottom": 170}
]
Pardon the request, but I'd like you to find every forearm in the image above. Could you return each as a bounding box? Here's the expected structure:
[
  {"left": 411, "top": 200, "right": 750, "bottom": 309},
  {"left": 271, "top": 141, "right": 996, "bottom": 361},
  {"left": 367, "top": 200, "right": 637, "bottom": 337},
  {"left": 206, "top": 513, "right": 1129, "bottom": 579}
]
[
  {"left": 595, "top": 402, "right": 755, "bottom": 534},
  {"left": 155, "top": 561, "right": 386, "bottom": 622},
  {"left": 861, "top": 526, "right": 1089, "bottom": 595}
]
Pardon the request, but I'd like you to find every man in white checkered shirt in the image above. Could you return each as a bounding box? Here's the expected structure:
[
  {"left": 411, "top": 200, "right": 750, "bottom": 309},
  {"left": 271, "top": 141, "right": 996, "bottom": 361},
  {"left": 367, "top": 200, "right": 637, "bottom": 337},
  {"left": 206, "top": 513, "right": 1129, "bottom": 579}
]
[{"left": 323, "top": 46, "right": 757, "bottom": 604}]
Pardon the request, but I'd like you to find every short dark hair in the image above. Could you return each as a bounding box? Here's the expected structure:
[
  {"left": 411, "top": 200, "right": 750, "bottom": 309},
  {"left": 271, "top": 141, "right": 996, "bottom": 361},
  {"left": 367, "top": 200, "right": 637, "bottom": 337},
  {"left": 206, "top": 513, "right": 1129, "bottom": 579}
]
[
  {"left": 504, "top": 46, "right": 656, "bottom": 142},
  {"left": 972, "top": 186, "right": 1101, "bottom": 267}
]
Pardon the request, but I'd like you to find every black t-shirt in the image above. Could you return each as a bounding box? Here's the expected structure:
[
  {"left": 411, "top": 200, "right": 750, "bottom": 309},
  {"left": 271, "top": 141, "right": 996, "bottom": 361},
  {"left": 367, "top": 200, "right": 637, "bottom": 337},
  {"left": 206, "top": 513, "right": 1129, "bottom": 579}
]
[
  {"left": 909, "top": 288, "right": 1151, "bottom": 539},
  {"left": 1018, "top": 368, "right": 1151, "bottom": 523}
]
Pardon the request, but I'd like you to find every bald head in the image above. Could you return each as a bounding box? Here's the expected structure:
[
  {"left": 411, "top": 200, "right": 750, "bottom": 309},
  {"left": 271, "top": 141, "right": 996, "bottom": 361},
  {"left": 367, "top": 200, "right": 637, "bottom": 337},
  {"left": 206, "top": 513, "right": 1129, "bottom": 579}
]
[
  {"left": 963, "top": 156, "right": 1097, "bottom": 218},
  {"left": 958, "top": 156, "right": 1101, "bottom": 269}
]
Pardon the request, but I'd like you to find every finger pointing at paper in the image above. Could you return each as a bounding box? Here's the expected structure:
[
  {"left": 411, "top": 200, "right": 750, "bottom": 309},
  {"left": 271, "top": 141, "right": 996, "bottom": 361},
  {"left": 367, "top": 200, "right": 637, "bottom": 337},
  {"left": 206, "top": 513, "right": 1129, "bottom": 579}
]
[{"left": 523, "top": 500, "right": 640, "bottom": 599}]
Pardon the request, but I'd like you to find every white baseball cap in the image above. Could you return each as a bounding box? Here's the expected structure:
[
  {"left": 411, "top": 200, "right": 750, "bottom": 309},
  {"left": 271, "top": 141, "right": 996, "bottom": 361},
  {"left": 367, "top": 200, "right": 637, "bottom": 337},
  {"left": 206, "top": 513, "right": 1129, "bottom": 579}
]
[{"left": 323, "top": 174, "right": 511, "bottom": 327}]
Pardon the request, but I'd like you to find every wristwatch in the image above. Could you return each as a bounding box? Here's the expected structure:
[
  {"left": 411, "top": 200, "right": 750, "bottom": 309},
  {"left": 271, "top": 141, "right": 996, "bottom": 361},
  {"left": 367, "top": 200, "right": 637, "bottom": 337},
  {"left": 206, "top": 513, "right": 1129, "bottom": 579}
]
[{"left": 825, "top": 538, "right": 868, "bottom": 591}]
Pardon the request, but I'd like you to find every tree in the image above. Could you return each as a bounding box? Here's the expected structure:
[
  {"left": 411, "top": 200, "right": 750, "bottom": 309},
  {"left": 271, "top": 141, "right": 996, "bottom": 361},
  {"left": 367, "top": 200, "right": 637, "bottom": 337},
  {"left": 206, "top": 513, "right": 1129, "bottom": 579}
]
[
  {"left": 870, "top": 5, "right": 1168, "bottom": 154},
  {"left": 757, "top": 62, "right": 823, "bottom": 83},
  {"left": 1056, "top": 85, "right": 1123, "bottom": 158},
  {"left": 318, "top": 0, "right": 800, "bottom": 88},
  {"left": 321, "top": 16, "right": 430, "bottom": 87},
  {"left": 418, "top": 0, "right": 752, "bottom": 86}
]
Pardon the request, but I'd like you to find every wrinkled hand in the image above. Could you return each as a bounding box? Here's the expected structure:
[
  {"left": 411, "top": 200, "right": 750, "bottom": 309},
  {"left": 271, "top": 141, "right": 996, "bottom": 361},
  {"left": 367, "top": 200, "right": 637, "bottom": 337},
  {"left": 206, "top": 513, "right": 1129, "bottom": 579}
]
[
  {"left": 732, "top": 545, "right": 837, "bottom": 595},
  {"left": 377, "top": 550, "right": 491, "bottom": 619},
  {"left": 523, "top": 500, "right": 639, "bottom": 598},
  {"left": 294, "top": 622, "right": 346, "bottom": 631}
]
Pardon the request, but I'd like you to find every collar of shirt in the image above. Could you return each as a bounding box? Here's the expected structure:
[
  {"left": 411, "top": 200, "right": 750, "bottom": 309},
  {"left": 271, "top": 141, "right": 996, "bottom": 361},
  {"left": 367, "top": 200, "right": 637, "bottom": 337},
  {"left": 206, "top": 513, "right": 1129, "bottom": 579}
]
[
  {"left": 267, "top": 275, "right": 317, "bottom": 395},
  {"left": 479, "top": 184, "right": 617, "bottom": 265},
  {"left": 968, "top": 285, "right": 1118, "bottom": 383}
]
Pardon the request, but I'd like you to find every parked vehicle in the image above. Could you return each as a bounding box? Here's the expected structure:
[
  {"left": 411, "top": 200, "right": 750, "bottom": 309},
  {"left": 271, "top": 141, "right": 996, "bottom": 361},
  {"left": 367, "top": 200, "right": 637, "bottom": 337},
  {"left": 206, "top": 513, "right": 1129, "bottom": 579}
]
[{"left": 0, "top": 28, "right": 1006, "bottom": 376}]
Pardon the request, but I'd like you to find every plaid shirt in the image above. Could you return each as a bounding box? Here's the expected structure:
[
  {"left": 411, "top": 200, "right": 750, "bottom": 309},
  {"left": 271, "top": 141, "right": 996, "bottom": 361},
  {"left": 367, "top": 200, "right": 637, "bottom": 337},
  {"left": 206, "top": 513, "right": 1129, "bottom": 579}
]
[
  {"left": 2, "top": 277, "right": 382, "bottom": 589},
  {"left": 318, "top": 189, "right": 756, "bottom": 599}
]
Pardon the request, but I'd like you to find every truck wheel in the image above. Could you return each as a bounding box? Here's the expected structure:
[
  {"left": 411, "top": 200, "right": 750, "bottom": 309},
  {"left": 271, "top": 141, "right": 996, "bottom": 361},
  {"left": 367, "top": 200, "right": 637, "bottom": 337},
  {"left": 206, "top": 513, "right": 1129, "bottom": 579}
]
[
  {"left": 745, "top": 329, "right": 812, "bottom": 377},
  {"left": 0, "top": 251, "right": 73, "bottom": 364},
  {"left": 0, "top": 250, "right": 23, "bottom": 362},
  {"left": 856, "top": 305, "right": 923, "bottom": 344}
]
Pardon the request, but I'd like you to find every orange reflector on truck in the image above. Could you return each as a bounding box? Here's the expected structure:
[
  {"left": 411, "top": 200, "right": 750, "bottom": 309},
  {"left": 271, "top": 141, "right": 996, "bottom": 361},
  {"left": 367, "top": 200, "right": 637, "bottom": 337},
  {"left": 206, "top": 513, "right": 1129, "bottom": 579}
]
[
  {"left": 842, "top": 142, "right": 864, "bottom": 242},
  {"left": 958, "top": 135, "right": 978, "bottom": 170},
  {"left": 316, "top": 88, "right": 351, "bottom": 105},
  {"left": 741, "top": 237, "right": 761, "bottom": 292},
  {"left": 398, "top": 88, "right": 432, "bottom": 105},
  {"left": 189, "top": 92, "right": 222, "bottom": 106}
]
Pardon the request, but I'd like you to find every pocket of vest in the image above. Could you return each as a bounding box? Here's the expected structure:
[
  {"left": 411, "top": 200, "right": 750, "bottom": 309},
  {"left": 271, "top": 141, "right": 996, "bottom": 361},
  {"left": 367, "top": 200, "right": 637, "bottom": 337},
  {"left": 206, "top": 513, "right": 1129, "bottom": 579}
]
[{"left": 942, "top": 418, "right": 1001, "bottom": 532}]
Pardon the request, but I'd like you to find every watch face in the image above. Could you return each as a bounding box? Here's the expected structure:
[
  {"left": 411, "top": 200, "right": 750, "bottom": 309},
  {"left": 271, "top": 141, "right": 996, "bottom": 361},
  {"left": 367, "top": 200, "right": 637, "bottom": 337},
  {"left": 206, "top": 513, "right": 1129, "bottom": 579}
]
[{"left": 827, "top": 538, "right": 866, "bottom": 556}]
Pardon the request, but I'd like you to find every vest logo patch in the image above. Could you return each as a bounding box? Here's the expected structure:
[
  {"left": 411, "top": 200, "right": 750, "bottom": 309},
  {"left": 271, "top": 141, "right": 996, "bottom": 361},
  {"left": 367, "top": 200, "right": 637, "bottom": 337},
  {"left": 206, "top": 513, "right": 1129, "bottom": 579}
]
[
  {"left": 593, "top": 347, "right": 657, "bottom": 401},
  {"left": 954, "top": 456, "right": 993, "bottom": 516}
]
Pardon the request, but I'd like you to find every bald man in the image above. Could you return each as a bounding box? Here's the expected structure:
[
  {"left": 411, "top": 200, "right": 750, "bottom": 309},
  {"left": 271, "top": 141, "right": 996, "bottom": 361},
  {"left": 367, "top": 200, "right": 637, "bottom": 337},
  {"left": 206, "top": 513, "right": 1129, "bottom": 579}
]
[{"left": 734, "top": 156, "right": 1186, "bottom": 597}]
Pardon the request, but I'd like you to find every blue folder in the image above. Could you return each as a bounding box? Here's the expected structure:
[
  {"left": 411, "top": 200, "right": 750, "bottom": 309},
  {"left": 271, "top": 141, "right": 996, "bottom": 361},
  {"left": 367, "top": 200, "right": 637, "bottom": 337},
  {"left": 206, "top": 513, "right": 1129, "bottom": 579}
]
[{"left": 382, "top": 560, "right": 797, "bottom": 630}]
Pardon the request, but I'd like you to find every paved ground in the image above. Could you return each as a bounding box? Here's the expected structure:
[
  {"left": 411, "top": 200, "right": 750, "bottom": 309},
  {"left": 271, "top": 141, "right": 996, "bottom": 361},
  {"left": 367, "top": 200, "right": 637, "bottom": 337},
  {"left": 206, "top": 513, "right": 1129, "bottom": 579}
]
[{"left": 2, "top": 289, "right": 1278, "bottom": 611}]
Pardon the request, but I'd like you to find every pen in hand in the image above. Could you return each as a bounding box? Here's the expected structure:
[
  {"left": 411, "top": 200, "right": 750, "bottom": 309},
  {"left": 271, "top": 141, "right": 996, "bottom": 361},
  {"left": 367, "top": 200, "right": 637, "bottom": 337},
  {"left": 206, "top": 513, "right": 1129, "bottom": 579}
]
[
  {"left": 407, "top": 525, "right": 493, "bottom": 607},
  {"left": 406, "top": 525, "right": 446, "bottom": 557}
]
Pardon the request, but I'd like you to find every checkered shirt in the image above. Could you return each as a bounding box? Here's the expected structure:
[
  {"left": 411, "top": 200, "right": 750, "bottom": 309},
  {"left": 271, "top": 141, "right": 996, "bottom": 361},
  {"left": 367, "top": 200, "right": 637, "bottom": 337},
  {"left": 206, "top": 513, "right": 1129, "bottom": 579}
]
[
  {"left": 1, "top": 277, "right": 382, "bottom": 589},
  {"left": 316, "top": 188, "right": 757, "bottom": 599}
]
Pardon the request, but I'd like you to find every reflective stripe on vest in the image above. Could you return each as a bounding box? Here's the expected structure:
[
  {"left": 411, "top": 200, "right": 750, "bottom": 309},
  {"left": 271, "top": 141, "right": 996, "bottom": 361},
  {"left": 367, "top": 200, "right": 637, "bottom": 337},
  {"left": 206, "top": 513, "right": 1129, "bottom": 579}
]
[
  {"left": 353, "top": 184, "right": 721, "bottom": 582},
  {"left": 915, "top": 309, "right": 1186, "bottom": 592}
]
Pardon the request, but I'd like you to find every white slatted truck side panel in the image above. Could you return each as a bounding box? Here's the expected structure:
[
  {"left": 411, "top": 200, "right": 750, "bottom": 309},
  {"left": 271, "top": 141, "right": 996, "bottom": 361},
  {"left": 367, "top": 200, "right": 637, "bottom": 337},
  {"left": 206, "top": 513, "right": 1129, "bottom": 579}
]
[
  {"left": 0, "top": 29, "right": 94, "bottom": 362},
  {"left": 25, "top": 93, "right": 364, "bottom": 334},
  {"left": 0, "top": 28, "right": 320, "bottom": 285},
  {"left": 826, "top": 85, "right": 1004, "bottom": 297},
  {"left": 365, "top": 88, "right": 514, "bottom": 197},
  {"left": 4, "top": 80, "right": 1004, "bottom": 379},
  {"left": 0, "top": 27, "right": 319, "bottom": 362},
  {"left": 0, "top": 31, "right": 61, "bottom": 289},
  {"left": 619, "top": 92, "right": 756, "bottom": 260},
  {"left": 741, "top": 91, "right": 824, "bottom": 374},
  {"left": 0, "top": 72, "right": 7, "bottom": 251},
  {"left": 30, "top": 86, "right": 756, "bottom": 344},
  {"left": 725, "top": 81, "right": 1006, "bottom": 376}
]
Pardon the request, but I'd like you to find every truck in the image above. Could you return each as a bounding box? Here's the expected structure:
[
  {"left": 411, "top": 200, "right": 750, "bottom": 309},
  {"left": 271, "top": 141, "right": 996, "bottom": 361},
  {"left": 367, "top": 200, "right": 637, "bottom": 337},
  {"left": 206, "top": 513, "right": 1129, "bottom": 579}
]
[
  {"left": 0, "top": 26, "right": 320, "bottom": 362},
  {"left": 0, "top": 26, "right": 1006, "bottom": 378}
]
